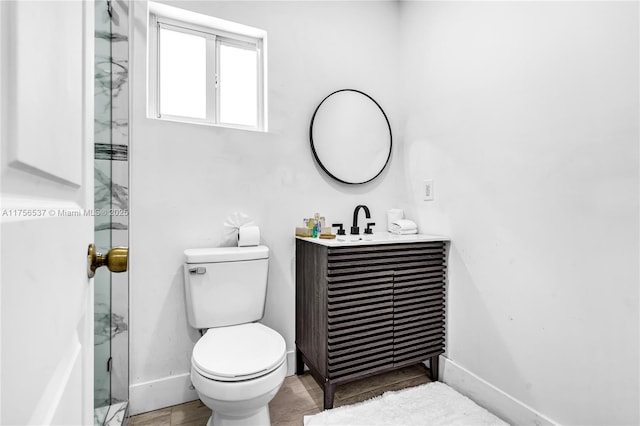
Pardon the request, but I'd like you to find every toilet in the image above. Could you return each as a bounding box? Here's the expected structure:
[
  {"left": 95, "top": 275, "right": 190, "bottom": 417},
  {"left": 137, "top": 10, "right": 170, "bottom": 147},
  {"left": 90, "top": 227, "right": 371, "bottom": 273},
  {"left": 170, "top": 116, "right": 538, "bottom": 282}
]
[{"left": 183, "top": 245, "right": 287, "bottom": 426}]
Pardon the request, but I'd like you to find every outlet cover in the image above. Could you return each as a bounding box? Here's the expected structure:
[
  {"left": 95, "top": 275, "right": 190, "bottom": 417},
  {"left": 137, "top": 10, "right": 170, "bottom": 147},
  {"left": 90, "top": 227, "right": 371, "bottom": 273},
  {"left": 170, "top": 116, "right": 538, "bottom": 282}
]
[{"left": 423, "top": 179, "right": 434, "bottom": 201}]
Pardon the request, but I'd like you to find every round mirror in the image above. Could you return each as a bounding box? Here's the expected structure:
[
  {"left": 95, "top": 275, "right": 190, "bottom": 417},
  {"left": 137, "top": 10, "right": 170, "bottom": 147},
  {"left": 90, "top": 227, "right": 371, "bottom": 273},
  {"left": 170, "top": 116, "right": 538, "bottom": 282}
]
[{"left": 310, "top": 89, "right": 392, "bottom": 184}]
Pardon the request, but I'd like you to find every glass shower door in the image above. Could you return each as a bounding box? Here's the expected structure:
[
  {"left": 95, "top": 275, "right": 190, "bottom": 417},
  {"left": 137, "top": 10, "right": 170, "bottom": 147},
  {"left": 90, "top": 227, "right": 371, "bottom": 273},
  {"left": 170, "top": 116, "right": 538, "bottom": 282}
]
[{"left": 94, "top": 0, "right": 130, "bottom": 424}]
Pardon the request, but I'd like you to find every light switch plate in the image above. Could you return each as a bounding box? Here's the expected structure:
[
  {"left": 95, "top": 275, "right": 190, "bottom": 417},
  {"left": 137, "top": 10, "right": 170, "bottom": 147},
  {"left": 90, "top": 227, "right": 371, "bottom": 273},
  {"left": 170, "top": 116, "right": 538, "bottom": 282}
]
[{"left": 423, "top": 179, "right": 434, "bottom": 201}]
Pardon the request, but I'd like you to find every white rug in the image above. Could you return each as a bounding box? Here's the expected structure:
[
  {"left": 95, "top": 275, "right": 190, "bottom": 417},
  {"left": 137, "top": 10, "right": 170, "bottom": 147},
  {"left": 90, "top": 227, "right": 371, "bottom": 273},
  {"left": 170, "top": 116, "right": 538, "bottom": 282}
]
[{"left": 304, "top": 381, "right": 509, "bottom": 426}]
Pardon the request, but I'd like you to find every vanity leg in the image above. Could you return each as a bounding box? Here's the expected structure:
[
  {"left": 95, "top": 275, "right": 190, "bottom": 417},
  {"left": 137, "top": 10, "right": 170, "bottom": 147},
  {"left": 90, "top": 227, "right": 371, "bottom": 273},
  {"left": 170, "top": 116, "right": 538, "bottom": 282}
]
[
  {"left": 323, "top": 382, "right": 336, "bottom": 410},
  {"left": 429, "top": 355, "right": 440, "bottom": 381},
  {"left": 295, "top": 348, "right": 305, "bottom": 375}
]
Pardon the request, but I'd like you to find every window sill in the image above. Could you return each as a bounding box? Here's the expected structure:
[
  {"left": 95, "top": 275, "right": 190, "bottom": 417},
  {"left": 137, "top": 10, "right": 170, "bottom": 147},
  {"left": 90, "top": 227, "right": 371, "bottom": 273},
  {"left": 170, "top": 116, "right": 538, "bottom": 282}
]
[{"left": 148, "top": 114, "right": 267, "bottom": 133}]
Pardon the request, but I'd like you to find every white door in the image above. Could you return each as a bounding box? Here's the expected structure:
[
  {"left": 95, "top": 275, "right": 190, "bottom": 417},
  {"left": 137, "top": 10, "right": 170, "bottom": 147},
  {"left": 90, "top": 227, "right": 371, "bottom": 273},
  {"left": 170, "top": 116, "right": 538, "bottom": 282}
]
[{"left": 1, "top": 1, "right": 95, "bottom": 424}]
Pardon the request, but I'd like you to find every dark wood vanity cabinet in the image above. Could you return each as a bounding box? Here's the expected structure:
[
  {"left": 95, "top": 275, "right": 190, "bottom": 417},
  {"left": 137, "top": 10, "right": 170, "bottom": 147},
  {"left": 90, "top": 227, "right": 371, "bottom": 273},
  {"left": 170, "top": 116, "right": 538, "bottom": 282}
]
[{"left": 295, "top": 239, "right": 447, "bottom": 409}]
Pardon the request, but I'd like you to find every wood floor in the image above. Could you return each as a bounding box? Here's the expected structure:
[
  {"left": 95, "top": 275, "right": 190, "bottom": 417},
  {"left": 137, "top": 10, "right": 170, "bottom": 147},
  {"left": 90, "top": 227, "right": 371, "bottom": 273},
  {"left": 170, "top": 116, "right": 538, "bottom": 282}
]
[{"left": 128, "top": 364, "right": 432, "bottom": 426}]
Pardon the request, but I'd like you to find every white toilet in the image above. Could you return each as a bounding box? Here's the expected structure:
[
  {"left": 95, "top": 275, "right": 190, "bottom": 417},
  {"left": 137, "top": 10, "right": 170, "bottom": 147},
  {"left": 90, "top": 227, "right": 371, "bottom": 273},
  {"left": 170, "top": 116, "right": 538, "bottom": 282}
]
[{"left": 183, "top": 245, "right": 287, "bottom": 426}]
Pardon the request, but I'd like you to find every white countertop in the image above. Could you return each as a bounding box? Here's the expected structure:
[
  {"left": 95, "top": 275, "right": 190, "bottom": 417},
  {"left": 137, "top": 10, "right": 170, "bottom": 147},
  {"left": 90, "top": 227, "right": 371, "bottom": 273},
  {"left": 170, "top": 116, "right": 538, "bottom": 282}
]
[{"left": 296, "top": 231, "right": 449, "bottom": 247}]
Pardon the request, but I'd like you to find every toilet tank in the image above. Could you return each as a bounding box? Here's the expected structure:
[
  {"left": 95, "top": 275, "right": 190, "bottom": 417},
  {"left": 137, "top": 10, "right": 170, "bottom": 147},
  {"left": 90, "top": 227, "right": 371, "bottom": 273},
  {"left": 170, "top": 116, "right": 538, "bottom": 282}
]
[{"left": 183, "top": 246, "right": 269, "bottom": 329}]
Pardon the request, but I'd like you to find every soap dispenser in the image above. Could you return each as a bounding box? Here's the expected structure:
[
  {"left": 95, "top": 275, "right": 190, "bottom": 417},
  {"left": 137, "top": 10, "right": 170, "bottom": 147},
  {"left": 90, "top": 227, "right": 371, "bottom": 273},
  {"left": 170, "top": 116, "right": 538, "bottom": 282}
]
[{"left": 332, "top": 224, "right": 346, "bottom": 242}]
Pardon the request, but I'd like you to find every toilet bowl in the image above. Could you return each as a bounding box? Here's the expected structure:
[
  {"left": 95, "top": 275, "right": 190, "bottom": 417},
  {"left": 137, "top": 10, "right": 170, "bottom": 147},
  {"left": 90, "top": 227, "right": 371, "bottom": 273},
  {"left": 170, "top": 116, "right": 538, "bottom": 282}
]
[{"left": 189, "top": 323, "right": 287, "bottom": 426}]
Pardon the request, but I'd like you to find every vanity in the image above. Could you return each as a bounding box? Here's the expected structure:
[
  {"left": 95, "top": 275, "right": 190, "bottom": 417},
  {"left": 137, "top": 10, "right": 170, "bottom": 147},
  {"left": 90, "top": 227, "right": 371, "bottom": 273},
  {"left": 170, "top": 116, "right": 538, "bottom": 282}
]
[{"left": 295, "top": 232, "right": 449, "bottom": 409}]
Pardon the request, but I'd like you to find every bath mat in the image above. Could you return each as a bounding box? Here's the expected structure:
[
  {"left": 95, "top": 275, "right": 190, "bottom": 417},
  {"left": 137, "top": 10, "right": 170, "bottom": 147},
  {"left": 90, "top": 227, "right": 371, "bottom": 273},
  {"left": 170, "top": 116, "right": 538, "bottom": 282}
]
[{"left": 303, "top": 381, "right": 509, "bottom": 426}]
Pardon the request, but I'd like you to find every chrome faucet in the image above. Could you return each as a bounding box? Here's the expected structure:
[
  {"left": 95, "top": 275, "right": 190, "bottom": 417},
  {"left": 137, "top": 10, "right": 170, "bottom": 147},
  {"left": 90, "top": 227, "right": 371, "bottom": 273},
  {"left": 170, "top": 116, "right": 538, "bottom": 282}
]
[{"left": 351, "top": 205, "right": 371, "bottom": 235}]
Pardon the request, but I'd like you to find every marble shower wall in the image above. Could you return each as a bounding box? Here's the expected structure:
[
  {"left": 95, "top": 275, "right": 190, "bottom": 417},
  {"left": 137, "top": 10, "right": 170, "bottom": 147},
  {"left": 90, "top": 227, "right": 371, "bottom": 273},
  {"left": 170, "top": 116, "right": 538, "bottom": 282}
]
[{"left": 94, "top": 0, "right": 129, "bottom": 409}]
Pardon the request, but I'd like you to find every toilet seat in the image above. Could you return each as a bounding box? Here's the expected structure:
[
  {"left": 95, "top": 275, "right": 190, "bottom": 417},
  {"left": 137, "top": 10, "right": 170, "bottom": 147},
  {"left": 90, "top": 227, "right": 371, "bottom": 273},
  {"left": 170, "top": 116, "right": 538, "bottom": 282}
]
[{"left": 192, "top": 323, "right": 286, "bottom": 382}]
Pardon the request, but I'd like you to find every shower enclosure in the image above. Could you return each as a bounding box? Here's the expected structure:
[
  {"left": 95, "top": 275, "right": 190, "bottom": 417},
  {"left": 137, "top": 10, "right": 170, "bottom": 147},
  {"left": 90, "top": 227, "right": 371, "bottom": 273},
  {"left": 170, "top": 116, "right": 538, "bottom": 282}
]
[{"left": 94, "top": 1, "right": 130, "bottom": 424}]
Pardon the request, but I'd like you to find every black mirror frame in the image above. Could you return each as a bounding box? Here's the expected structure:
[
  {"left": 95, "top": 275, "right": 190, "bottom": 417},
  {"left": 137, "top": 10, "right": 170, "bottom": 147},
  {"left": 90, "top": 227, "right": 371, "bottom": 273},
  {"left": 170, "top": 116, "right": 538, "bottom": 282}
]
[{"left": 309, "top": 89, "right": 393, "bottom": 185}]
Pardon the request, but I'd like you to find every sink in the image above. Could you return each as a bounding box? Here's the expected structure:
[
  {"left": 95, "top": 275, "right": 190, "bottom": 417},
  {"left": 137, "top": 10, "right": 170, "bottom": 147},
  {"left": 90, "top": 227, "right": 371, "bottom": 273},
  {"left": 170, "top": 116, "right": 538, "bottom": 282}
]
[{"left": 296, "top": 231, "right": 449, "bottom": 246}]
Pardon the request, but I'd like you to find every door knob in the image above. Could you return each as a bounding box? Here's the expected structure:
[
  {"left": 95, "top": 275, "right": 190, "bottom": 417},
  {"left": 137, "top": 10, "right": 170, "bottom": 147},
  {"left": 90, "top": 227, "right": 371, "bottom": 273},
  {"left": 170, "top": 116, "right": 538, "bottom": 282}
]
[{"left": 87, "top": 244, "right": 128, "bottom": 278}]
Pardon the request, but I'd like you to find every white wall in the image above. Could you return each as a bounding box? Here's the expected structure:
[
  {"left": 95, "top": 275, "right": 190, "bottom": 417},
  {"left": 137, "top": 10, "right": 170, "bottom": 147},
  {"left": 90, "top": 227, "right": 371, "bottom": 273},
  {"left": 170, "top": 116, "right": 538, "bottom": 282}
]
[
  {"left": 130, "top": 1, "right": 639, "bottom": 422},
  {"left": 129, "top": 0, "right": 406, "bottom": 414},
  {"left": 400, "top": 2, "right": 639, "bottom": 425}
]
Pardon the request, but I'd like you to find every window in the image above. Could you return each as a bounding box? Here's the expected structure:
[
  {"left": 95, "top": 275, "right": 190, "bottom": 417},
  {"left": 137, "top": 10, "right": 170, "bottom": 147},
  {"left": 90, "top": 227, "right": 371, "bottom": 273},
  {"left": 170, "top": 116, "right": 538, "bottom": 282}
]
[{"left": 148, "top": 3, "right": 267, "bottom": 130}]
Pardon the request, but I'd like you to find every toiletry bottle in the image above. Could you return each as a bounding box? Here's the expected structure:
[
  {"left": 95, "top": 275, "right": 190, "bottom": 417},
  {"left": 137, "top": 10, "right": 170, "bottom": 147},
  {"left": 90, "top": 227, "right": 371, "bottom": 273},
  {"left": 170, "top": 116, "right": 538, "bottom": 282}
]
[
  {"left": 314, "top": 213, "right": 321, "bottom": 237},
  {"left": 309, "top": 218, "right": 317, "bottom": 238}
]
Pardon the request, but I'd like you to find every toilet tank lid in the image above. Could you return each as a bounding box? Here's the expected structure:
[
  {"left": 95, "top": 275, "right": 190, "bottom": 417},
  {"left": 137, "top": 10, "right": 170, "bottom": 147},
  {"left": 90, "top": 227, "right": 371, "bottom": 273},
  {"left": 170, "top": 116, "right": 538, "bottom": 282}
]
[{"left": 184, "top": 246, "right": 269, "bottom": 263}]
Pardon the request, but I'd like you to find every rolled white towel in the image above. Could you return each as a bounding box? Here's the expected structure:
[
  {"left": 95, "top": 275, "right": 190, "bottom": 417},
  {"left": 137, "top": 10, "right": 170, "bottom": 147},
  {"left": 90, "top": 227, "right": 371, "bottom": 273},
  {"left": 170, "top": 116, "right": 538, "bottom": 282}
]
[
  {"left": 389, "top": 219, "right": 418, "bottom": 234},
  {"left": 387, "top": 209, "right": 404, "bottom": 231},
  {"left": 391, "top": 228, "right": 418, "bottom": 235}
]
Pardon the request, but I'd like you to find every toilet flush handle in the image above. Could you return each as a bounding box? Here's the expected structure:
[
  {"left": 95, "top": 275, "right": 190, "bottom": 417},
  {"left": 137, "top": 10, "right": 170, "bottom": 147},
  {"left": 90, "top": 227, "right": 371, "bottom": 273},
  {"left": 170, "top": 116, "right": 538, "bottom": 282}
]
[
  {"left": 189, "top": 267, "right": 207, "bottom": 275},
  {"left": 87, "top": 244, "right": 129, "bottom": 278}
]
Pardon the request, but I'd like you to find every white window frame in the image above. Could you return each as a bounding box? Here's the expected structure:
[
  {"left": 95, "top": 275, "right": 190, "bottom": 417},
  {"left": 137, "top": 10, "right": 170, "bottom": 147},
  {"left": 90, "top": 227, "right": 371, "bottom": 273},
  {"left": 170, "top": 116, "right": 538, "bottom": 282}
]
[{"left": 148, "top": 8, "right": 266, "bottom": 131}]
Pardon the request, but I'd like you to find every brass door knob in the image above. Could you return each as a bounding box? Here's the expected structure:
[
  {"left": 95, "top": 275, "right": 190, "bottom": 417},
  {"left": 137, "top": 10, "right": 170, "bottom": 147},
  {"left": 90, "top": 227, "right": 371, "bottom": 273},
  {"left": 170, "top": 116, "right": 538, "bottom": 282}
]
[{"left": 87, "top": 244, "right": 128, "bottom": 278}]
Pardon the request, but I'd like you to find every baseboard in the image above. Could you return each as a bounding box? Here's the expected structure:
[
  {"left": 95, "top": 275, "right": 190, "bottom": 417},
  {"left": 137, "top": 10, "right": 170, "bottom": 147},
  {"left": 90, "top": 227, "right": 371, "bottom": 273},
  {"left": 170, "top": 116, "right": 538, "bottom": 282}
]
[
  {"left": 129, "top": 372, "right": 198, "bottom": 416},
  {"left": 286, "top": 349, "right": 296, "bottom": 376},
  {"left": 440, "top": 356, "right": 559, "bottom": 426},
  {"left": 128, "top": 350, "right": 297, "bottom": 416}
]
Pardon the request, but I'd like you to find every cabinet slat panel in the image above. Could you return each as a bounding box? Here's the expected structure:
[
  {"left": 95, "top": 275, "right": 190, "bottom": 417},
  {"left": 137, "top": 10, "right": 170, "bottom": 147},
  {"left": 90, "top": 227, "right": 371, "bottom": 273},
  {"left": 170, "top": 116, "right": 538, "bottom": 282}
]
[
  {"left": 328, "top": 306, "right": 394, "bottom": 324},
  {"left": 328, "top": 242, "right": 445, "bottom": 255},
  {"left": 394, "top": 303, "right": 445, "bottom": 317},
  {"left": 394, "top": 346, "right": 444, "bottom": 364},
  {"left": 329, "top": 343, "right": 395, "bottom": 365},
  {"left": 328, "top": 248, "right": 445, "bottom": 262},
  {"left": 394, "top": 336, "right": 445, "bottom": 352},
  {"left": 328, "top": 300, "right": 394, "bottom": 319},
  {"left": 328, "top": 327, "right": 394, "bottom": 346},
  {"left": 395, "top": 296, "right": 445, "bottom": 308},
  {"left": 328, "top": 281, "right": 392, "bottom": 295},
  {"left": 329, "top": 318, "right": 394, "bottom": 337},
  {"left": 329, "top": 263, "right": 445, "bottom": 276},
  {"left": 395, "top": 281, "right": 444, "bottom": 290},
  {"left": 327, "top": 271, "right": 393, "bottom": 284},
  {"left": 394, "top": 287, "right": 444, "bottom": 299},
  {"left": 394, "top": 285, "right": 444, "bottom": 297},
  {"left": 331, "top": 336, "right": 393, "bottom": 357},
  {"left": 394, "top": 267, "right": 446, "bottom": 278},
  {"left": 394, "top": 328, "right": 444, "bottom": 343},
  {"left": 394, "top": 310, "right": 444, "bottom": 325},
  {"left": 394, "top": 272, "right": 444, "bottom": 282},
  {"left": 394, "top": 275, "right": 445, "bottom": 287},
  {"left": 328, "top": 289, "right": 393, "bottom": 306},
  {"left": 394, "top": 308, "right": 444, "bottom": 320},
  {"left": 394, "top": 294, "right": 445, "bottom": 307},
  {"left": 394, "top": 345, "right": 444, "bottom": 360},
  {"left": 329, "top": 313, "right": 394, "bottom": 332},
  {"left": 327, "top": 327, "right": 393, "bottom": 350},
  {"left": 394, "top": 317, "right": 444, "bottom": 333},
  {"left": 328, "top": 256, "right": 443, "bottom": 269}
]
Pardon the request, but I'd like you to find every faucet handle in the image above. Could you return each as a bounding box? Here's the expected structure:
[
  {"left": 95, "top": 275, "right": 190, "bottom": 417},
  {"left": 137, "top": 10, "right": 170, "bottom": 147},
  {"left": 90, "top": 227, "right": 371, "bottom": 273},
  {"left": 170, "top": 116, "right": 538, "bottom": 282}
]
[
  {"left": 332, "top": 223, "right": 346, "bottom": 236},
  {"left": 364, "top": 222, "right": 376, "bottom": 234}
]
